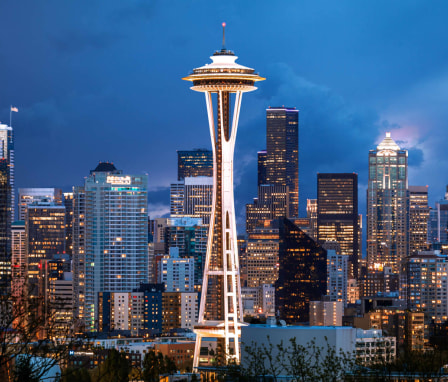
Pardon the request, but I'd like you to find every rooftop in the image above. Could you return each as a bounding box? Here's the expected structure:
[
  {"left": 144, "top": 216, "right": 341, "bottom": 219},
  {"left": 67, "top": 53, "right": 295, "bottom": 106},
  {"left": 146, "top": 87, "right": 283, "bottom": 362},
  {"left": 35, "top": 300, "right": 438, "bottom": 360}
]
[
  {"left": 377, "top": 132, "right": 401, "bottom": 151},
  {"left": 91, "top": 161, "right": 119, "bottom": 174}
]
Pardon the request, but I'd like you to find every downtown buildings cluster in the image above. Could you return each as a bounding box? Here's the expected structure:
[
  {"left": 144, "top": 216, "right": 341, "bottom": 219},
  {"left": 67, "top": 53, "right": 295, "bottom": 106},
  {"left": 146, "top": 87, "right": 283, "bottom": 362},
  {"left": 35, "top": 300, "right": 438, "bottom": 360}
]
[{"left": 1, "top": 85, "right": 448, "bottom": 374}]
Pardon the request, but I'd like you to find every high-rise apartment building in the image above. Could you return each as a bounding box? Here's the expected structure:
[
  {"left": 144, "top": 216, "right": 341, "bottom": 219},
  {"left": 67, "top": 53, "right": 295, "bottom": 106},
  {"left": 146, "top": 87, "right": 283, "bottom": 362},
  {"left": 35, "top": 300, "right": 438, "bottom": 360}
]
[
  {"left": 159, "top": 250, "right": 195, "bottom": 292},
  {"left": 170, "top": 177, "right": 213, "bottom": 225},
  {"left": 18, "top": 188, "right": 62, "bottom": 221},
  {"left": 177, "top": 149, "right": 213, "bottom": 181},
  {"left": 26, "top": 200, "right": 66, "bottom": 298},
  {"left": 72, "top": 186, "right": 86, "bottom": 329},
  {"left": 317, "top": 173, "right": 359, "bottom": 278},
  {"left": 367, "top": 133, "right": 409, "bottom": 273},
  {"left": 409, "top": 186, "right": 429, "bottom": 254},
  {"left": 73, "top": 162, "right": 148, "bottom": 331},
  {"left": 400, "top": 251, "right": 448, "bottom": 325},
  {"left": 275, "top": 218, "right": 326, "bottom": 323},
  {"left": 0, "top": 123, "right": 14, "bottom": 293},
  {"left": 265, "top": 107, "right": 299, "bottom": 218}
]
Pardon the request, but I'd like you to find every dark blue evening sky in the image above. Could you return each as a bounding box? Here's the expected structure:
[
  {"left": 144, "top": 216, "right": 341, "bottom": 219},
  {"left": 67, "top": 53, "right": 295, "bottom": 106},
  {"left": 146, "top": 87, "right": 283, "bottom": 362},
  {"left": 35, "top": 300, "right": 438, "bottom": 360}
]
[{"left": 1, "top": 1, "right": 447, "bottom": 237}]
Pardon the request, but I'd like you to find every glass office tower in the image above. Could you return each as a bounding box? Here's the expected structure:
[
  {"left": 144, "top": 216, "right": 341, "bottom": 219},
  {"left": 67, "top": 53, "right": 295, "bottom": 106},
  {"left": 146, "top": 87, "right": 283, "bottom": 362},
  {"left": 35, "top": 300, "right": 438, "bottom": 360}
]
[{"left": 367, "top": 133, "right": 409, "bottom": 273}]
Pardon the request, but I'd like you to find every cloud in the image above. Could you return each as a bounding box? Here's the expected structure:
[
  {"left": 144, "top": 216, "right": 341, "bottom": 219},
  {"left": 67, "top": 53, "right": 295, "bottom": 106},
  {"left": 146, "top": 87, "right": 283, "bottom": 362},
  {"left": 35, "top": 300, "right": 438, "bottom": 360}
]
[
  {"left": 148, "top": 203, "right": 170, "bottom": 219},
  {"left": 148, "top": 186, "right": 170, "bottom": 205},
  {"left": 234, "top": 63, "right": 384, "bottom": 218}
]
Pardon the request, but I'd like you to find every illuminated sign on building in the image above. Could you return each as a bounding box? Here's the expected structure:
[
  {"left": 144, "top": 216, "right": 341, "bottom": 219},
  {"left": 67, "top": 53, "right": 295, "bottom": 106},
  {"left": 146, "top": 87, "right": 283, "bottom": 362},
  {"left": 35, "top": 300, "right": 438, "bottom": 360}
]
[{"left": 106, "top": 176, "right": 132, "bottom": 185}]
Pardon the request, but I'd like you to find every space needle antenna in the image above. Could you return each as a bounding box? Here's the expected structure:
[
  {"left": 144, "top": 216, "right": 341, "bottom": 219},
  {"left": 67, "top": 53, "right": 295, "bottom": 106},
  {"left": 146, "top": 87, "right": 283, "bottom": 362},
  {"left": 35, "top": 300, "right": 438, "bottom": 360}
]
[{"left": 222, "top": 22, "right": 226, "bottom": 50}]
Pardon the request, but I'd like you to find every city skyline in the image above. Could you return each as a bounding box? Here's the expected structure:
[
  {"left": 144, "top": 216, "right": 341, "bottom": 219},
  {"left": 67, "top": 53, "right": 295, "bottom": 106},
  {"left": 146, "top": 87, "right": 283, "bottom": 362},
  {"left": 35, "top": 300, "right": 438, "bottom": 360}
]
[{"left": 1, "top": 1, "right": 448, "bottom": 233}]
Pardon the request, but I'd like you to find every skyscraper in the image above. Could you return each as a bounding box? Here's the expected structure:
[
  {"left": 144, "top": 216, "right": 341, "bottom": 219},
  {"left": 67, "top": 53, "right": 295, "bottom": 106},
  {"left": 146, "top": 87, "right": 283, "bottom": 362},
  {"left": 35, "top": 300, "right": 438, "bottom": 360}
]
[
  {"left": 170, "top": 177, "right": 213, "bottom": 224},
  {"left": 72, "top": 185, "right": 86, "bottom": 329},
  {"left": 409, "top": 186, "right": 429, "bottom": 254},
  {"left": 0, "top": 123, "right": 14, "bottom": 293},
  {"left": 26, "top": 200, "right": 66, "bottom": 298},
  {"left": 400, "top": 251, "right": 448, "bottom": 325},
  {"left": 257, "top": 150, "right": 267, "bottom": 186},
  {"left": 73, "top": 162, "right": 148, "bottom": 331},
  {"left": 367, "top": 133, "right": 409, "bottom": 273},
  {"left": 306, "top": 199, "right": 318, "bottom": 240},
  {"left": 183, "top": 29, "right": 264, "bottom": 367},
  {"left": 326, "top": 249, "right": 348, "bottom": 306},
  {"left": 18, "top": 188, "right": 62, "bottom": 221},
  {"left": 246, "top": 221, "right": 279, "bottom": 288},
  {"left": 63, "top": 192, "right": 74, "bottom": 256},
  {"left": 275, "top": 218, "right": 327, "bottom": 323},
  {"left": 265, "top": 107, "right": 299, "bottom": 218},
  {"left": 177, "top": 149, "right": 213, "bottom": 181},
  {"left": 317, "top": 173, "right": 359, "bottom": 278},
  {"left": 11, "top": 220, "right": 25, "bottom": 301},
  {"left": 246, "top": 184, "right": 289, "bottom": 233},
  {"left": 427, "top": 187, "right": 448, "bottom": 245}
]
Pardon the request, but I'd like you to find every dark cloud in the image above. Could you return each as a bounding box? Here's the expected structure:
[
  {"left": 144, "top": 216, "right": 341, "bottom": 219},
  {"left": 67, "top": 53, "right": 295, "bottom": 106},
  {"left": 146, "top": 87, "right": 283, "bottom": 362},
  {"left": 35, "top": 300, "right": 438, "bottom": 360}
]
[
  {"left": 234, "top": 63, "right": 383, "bottom": 218},
  {"left": 407, "top": 147, "right": 424, "bottom": 168},
  {"left": 0, "top": 0, "right": 447, "bottom": 242},
  {"left": 148, "top": 186, "right": 170, "bottom": 205}
]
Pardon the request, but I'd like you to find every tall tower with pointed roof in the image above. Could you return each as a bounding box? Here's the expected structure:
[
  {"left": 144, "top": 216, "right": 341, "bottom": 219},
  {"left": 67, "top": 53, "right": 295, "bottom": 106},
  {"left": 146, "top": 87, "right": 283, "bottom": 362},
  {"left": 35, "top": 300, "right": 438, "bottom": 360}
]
[
  {"left": 367, "top": 132, "right": 409, "bottom": 274},
  {"left": 183, "top": 25, "right": 264, "bottom": 367}
]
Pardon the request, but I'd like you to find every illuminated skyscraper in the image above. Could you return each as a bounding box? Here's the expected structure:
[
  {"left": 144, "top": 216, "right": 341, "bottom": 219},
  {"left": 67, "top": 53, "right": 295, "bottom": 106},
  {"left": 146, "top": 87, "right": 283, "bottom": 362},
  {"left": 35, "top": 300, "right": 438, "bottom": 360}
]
[
  {"left": 63, "top": 192, "right": 74, "bottom": 256},
  {"left": 367, "top": 133, "right": 409, "bottom": 273},
  {"left": 73, "top": 162, "right": 148, "bottom": 331},
  {"left": 0, "top": 123, "right": 14, "bottom": 293},
  {"left": 246, "top": 221, "right": 279, "bottom": 288},
  {"left": 177, "top": 149, "right": 213, "bottom": 180},
  {"left": 401, "top": 251, "right": 448, "bottom": 326},
  {"left": 265, "top": 107, "right": 299, "bottom": 218},
  {"left": 26, "top": 201, "right": 66, "bottom": 298},
  {"left": 183, "top": 26, "right": 264, "bottom": 367},
  {"left": 246, "top": 184, "right": 289, "bottom": 233},
  {"left": 18, "top": 188, "right": 62, "bottom": 221},
  {"left": 409, "top": 186, "right": 429, "bottom": 254},
  {"left": 317, "top": 173, "right": 359, "bottom": 278},
  {"left": 72, "top": 185, "right": 86, "bottom": 329},
  {"left": 170, "top": 177, "right": 213, "bottom": 224}
]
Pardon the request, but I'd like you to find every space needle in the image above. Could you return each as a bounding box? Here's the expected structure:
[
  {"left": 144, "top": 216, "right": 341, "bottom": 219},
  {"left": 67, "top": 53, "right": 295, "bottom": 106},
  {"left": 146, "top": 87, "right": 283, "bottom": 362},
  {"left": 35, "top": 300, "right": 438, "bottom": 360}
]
[{"left": 183, "top": 24, "right": 264, "bottom": 368}]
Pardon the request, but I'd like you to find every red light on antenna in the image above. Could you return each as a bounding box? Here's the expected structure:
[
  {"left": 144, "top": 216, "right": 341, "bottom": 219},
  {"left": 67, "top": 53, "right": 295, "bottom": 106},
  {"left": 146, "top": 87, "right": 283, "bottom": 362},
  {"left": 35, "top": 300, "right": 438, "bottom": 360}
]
[{"left": 222, "top": 22, "right": 226, "bottom": 27}]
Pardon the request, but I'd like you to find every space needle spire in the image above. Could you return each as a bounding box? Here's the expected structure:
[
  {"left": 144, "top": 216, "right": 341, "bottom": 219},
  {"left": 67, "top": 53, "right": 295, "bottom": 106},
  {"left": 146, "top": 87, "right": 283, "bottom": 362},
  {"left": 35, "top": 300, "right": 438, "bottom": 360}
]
[{"left": 183, "top": 25, "right": 265, "bottom": 368}]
